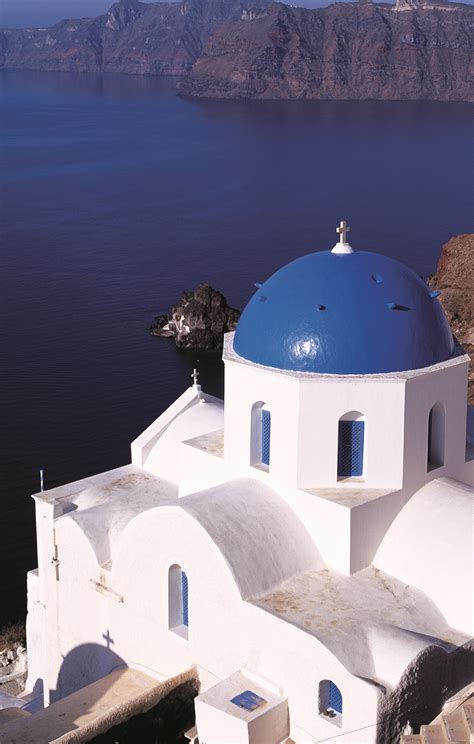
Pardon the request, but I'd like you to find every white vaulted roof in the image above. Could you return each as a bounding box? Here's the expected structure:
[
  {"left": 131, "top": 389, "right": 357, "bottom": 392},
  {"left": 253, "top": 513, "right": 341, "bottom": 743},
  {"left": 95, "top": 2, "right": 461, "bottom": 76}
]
[
  {"left": 180, "top": 479, "right": 323, "bottom": 599},
  {"left": 374, "top": 477, "right": 473, "bottom": 635}
]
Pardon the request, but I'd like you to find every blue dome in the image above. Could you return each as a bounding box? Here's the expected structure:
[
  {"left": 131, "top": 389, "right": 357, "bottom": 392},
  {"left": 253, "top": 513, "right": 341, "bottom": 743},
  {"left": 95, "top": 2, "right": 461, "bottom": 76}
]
[{"left": 233, "top": 250, "right": 455, "bottom": 375}]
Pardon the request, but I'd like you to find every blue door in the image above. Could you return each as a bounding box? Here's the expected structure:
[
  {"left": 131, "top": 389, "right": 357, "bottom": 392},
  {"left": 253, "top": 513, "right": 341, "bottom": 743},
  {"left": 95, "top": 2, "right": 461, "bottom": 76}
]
[
  {"left": 181, "top": 571, "right": 189, "bottom": 627},
  {"left": 261, "top": 409, "right": 271, "bottom": 466},
  {"left": 338, "top": 420, "right": 364, "bottom": 477}
]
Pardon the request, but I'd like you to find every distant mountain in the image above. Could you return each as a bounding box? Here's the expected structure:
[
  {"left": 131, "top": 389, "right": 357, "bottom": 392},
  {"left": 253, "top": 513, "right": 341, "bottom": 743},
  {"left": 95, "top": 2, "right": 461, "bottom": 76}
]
[
  {"left": 1, "top": 0, "right": 472, "bottom": 100},
  {"left": 0, "top": 0, "right": 260, "bottom": 76}
]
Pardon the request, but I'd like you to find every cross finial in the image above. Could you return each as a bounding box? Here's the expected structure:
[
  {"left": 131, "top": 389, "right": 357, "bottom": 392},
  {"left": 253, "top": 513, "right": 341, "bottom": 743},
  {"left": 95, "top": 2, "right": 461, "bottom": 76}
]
[
  {"left": 192, "top": 368, "right": 199, "bottom": 386},
  {"left": 332, "top": 219, "right": 354, "bottom": 254},
  {"left": 336, "top": 220, "right": 350, "bottom": 245},
  {"left": 102, "top": 629, "right": 114, "bottom": 650}
]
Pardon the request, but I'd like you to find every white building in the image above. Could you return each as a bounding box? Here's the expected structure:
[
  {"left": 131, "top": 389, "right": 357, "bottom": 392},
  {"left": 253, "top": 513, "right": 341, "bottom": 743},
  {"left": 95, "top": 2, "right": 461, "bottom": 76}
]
[{"left": 24, "top": 224, "right": 473, "bottom": 743}]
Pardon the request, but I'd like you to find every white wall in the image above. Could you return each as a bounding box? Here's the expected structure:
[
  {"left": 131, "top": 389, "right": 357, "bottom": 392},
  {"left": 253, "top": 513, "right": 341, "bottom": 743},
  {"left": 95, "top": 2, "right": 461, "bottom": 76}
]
[
  {"left": 403, "top": 359, "right": 469, "bottom": 493},
  {"left": 224, "top": 357, "right": 406, "bottom": 491},
  {"left": 34, "top": 502, "right": 380, "bottom": 742},
  {"left": 297, "top": 377, "right": 406, "bottom": 490},
  {"left": 224, "top": 360, "right": 300, "bottom": 487}
]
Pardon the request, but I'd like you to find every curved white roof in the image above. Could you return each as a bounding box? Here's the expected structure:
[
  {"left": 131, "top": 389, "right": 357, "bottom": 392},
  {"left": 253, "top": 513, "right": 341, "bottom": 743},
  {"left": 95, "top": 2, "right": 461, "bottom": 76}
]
[
  {"left": 180, "top": 478, "right": 323, "bottom": 599},
  {"left": 254, "top": 564, "right": 470, "bottom": 689},
  {"left": 374, "top": 477, "right": 473, "bottom": 635}
]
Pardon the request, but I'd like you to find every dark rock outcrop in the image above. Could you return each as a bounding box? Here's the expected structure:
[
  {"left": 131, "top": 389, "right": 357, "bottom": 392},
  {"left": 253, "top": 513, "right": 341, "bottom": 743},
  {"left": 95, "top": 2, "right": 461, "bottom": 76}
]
[
  {"left": 151, "top": 283, "right": 240, "bottom": 350},
  {"left": 179, "top": 0, "right": 474, "bottom": 100},
  {"left": 0, "top": 0, "right": 472, "bottom": 101},
  {"left": 429, "top": 233, "right": 474, "bottom": 402}
]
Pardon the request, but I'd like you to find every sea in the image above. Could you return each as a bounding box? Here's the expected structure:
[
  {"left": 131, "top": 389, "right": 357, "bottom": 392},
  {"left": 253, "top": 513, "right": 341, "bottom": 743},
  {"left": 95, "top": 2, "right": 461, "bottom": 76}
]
[{"left": 0, "top": 69, "right": 472, "bottom": 626}]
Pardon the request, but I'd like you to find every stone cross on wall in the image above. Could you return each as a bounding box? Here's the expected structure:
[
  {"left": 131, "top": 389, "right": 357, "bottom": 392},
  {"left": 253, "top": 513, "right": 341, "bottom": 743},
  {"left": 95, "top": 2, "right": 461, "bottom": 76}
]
[
  {"left": 192, "top": 368, "right": 199, "bottom": 386},
  {"left": 336, "top": 220, "right": 350, "bottom": 245}
]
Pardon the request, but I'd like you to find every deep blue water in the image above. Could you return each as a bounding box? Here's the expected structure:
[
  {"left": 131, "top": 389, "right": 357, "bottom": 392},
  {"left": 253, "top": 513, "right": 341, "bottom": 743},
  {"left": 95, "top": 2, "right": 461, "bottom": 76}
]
[{"left": 0, "top": 70, "right": 472, "bottom": 625}]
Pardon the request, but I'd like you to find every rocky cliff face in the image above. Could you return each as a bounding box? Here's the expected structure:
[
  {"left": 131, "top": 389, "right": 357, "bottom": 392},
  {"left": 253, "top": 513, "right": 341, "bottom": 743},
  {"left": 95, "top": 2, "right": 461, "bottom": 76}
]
[
  {"left": 0, "top": 0, "right": 262, "bottom": 76},
  {"left": 429, "top": 233, "right": 474, "bottom": 403},
  {"left": 179, "top": 1, "right": 474, "bottom": 100},
  {"left": 0, "top": 0, "right": 472, "bottom": 101}
]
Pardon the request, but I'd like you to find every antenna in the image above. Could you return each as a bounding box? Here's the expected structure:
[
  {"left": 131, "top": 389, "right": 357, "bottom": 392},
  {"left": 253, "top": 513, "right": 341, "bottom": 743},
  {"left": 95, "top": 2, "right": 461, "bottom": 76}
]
[{"left": 39, "top": 469, "right": 44, "bottom": 493}]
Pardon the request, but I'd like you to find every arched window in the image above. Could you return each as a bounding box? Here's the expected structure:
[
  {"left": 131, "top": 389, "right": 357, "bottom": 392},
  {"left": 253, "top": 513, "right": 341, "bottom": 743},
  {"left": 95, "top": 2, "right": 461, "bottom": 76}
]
[
  {"left": 428, "top": 402, "right": 445, "bottom": 470},
  {"left": 168, "top": 564, "right": 188, "bottom": 639},
  {"left": 319, "top": 680, "right": 342, "bottom": 724},
  {"left": 250, "top": 402, "right": 271, "bottom": 469},
  {"left": 338, "top": 411, "right": 365, "bottom": 478}
]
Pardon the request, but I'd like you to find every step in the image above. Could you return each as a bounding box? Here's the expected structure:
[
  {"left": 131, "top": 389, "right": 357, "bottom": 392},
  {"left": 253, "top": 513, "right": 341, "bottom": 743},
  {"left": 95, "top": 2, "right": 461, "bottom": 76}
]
[
  {"left": 443, "top": 706, "right": 471, "bottom": 743},
  {"left": 400, "top": 736, "right": 422, "bottom": 743},
  {"left": 184, "top": 726, "right": 199, "bottom": 743},
  {"left": 421, "top": 724, "right": 448, "bottom": 744},
  {"left": 463, "top": 703, "right": 474, "bottom": 742}
]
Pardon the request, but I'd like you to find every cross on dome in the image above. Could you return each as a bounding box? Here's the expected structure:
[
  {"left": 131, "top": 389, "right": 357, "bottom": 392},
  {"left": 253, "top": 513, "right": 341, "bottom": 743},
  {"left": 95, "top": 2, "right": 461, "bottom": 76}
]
[
  {"left": 337, "top": 220, "right": 350, "bottom": 244},
  {"left": 332, "top": 219, "right": 354, "bottom": 254}
]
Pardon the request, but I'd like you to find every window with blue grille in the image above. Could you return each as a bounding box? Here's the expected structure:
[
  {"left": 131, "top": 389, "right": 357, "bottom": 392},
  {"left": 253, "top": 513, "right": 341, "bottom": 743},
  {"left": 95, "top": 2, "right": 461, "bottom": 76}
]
[
  {"left": 319, "top": 679, "right": 343, "bottom": 722},
  {"left": 181, "top": 570, "right": 189, "bottom": 627},
  {"left": 168, "top": 564, "right": 188, "bottom": 638},
  {"left": 338, "top": 419, "right": 365, "bottom": 477},
  {"left": 261, "top": 409, "right": 271, "bottom": 466},
  {"left": 328, "top": 682, "right": 342, "bottom": 714}
]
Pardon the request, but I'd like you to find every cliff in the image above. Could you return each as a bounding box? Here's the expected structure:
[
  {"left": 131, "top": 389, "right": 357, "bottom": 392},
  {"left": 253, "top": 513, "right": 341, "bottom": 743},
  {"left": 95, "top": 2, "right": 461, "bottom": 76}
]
[
  {"left": 429, "top": 233, "right": 474, "bottom": 403},
  {"left": 0, "top": 0, "right": 264, "bottom": 76},
  {"left": 1, "top": 0, "right": 472, "bottom": 101},
  {"left": 179, "top": 1, "right": 474, "bottom": 100}
]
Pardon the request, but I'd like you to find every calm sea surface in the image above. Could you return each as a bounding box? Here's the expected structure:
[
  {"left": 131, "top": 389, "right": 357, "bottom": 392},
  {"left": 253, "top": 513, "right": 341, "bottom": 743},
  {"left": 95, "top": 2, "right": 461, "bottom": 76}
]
[{"left": 0, "top": 70, "right": 472, "bottom": 625}]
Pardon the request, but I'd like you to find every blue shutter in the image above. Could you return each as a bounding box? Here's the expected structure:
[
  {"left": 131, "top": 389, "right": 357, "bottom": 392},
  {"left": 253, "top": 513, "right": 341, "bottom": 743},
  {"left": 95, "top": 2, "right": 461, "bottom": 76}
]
[
  {"left": 328, "top": 682, "right": 342, "bottom": 714},
  {"left": 181, "top": 571, "right": 188, "bottom": 627},
  {"left": 261, "top": 409, "right": 271, "bottom": 466},
  {"left": 338, "top": 420, "right": 364, "bottom": 477}
]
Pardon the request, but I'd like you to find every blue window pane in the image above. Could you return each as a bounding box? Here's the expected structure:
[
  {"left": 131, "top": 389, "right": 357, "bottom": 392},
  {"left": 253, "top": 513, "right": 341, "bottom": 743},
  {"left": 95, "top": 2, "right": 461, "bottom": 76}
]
[
  {"left": 338, "top": 420, "right": 364, "bottom": 477},
  {"left": 181, "top": 571, "right": 188, "bottom": 627},
  {"left": 328, "top": 682, "right": 342, "bottom": 714},
  {"left": 261, "top": 409, "right": 271, "bottom": 466},
  {"left": 230, "top": 690, "right": 266, "bottom": 711}
]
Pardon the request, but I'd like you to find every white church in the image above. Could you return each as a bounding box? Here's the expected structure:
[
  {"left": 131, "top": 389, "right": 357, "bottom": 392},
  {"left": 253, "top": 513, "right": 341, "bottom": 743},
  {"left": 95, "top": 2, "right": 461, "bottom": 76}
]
[{"left": 22, "top": 224, "right": 474, "bottom": 742}]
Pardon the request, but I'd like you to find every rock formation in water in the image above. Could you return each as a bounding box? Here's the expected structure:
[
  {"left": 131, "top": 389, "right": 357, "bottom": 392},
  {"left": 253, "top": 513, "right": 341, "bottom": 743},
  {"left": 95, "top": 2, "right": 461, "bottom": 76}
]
[
  {"left": 151, "top": 283, "right": 241, "bottom": 350},
  {"left": 429, "top": 233, "right": 474, "bottom": 403},
  {"left": 0, "top": 0, "right": 472, "bottom": 101}
]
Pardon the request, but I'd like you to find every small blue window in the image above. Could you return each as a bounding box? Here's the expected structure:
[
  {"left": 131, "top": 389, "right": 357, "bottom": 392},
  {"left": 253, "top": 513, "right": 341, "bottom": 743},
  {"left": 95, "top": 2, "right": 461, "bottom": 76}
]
[
  {"left": 261, "top": 409, "right": 271, "bottom": 466},
  {"left": 328, "top": 681, "right": 342, "bottom": 714},
  {"left": 181, "top": 571, "right": 188, "bottom": 627},
  {"left": 230, "top": 690, "right": 266, "bottom": 711},
  {"left": 338, "top": 420, "right": 364, "bottom": 477},
  {"left": 319, "top": 679, "right": 343, "bottom": 719}
]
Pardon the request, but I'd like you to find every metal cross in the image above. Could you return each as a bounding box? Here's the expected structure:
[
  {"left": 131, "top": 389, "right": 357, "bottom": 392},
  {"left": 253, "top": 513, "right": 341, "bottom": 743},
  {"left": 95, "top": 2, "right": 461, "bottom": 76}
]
[
  {"left": 102, "top": 629, "right": 114, "bottom": 650},
  {"left": 336, "top": 220, "right": 350, "bottom": 245},
  {"left": 192, "top": 368, "right": 199, "bottom": 386}
]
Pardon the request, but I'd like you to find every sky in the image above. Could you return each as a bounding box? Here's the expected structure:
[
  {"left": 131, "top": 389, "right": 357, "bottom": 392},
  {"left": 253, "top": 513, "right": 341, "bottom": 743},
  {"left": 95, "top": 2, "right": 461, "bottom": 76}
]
[
  {"left": 0, "top": 0, "right": 149, "bottom": 28},
  {"left": 1, "top": 0, "right": 470, "bottom": 28}
]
